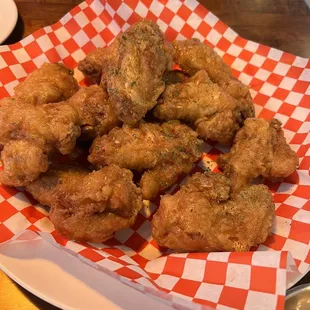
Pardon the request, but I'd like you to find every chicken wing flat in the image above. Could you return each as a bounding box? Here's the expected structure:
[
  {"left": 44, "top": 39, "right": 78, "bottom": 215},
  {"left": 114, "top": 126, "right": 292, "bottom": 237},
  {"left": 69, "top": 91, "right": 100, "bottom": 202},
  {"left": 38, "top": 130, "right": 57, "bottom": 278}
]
[
  {"left": 79, "top": 20, "right": 174, "bottom": 124},
  {"left": 152, "top": 172, "right": 275, "bottom": 252},
  {"left": 14, "top": 63, "right": 79, "bottom": 105},
  {"left": 218, "top": 118, "right": 299, "bottom": 192},
  {"left": 154, "top": 70, "right": 246, "bottom": 144},
  {"left": 0, "top": 98, "right": 81, "bottom": 186},
  {"left": 89, "top": 121, "right": 203, "bottom": 199},
  {"left": 173, "top": 39, "right": 255, "bottom": 119},
  {"left": 27, "top": 164, "right": 143, "bottom": 242},
  {"left": 66, "top": 85, "right": 120, "bottom": 140}
]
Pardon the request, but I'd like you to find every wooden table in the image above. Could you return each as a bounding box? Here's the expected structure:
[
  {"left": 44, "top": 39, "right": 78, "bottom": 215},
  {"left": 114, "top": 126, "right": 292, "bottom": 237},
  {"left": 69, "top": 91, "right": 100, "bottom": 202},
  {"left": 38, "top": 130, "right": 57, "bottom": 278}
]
[{"left": 1, "top": 0, "right": 309, "bottom": 309}]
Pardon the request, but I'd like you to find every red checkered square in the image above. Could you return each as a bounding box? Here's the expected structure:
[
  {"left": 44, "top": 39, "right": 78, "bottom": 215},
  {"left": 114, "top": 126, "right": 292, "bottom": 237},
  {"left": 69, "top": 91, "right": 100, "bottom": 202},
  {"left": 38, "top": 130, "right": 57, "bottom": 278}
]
[{"left": 0, "top": 1, "right": 309, "bottom": 309}]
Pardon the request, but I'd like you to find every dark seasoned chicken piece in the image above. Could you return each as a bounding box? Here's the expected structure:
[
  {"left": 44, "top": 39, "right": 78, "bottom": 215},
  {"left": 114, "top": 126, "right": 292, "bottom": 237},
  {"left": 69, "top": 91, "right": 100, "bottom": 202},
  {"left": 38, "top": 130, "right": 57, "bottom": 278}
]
[
  {"left": 14, "top": 63, "right": 79, "bottom": 105},
  {"left": 0, "top": 98, "right": 81, "bottom": 186},
  {"left": 152, "top": 172, "right": 275, "bottom": 252},
  {"left": 89, "top": 121, "right": 203, "bottom": 200},
  {"left": 154, "top": 70, "right": 246, "bottom": 144},
  {"left": 218, "top": 118, "right": 299, "bottom": 192},
  {"left": 66, "top": 85, "right": 120, "bottom": 140},
  {"left": 173, "top": 39, "right": 255, "bottom": 119},
  {"left": 26, "top": 164, "right": 143, "bottom": 242},
  {"left": 79, "top": 20, "right": 174, "bottom": 124}
]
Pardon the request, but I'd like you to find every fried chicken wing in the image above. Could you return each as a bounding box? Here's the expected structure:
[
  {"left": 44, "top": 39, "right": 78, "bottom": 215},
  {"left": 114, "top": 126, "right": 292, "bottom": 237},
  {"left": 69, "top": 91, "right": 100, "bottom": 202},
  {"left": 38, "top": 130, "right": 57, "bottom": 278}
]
[
  {"left": 66, "top": 85, "right": 120, "bottom": 140},
  {"left": 27, "top": 164, "right": 143, "bottom": 242},
  {"left": 218, "top": 118, "right": 299, "bottom": 192},
  {"left": 172, "top": 39, "right": 255, "bottom": 119},
  {"left": 89, "top": 121, "right": 203, "bottom": 199},
  {"left": 152, "top": 172, "right": 275, "bottom": 252},
  {"left": 14, "top": 63, "right": 79, "bottom": 105},
  {"left": 0, "top": 98, "right": 81, "bottom": 186},
  {"left": 154, "top": 70, "right": 245, "bottom": 144},
  {"left": 79, "top": 20, "right": 174, "bottom": 124},
  {"left": 0, "top": 141, "right": 49, "bottom": 187}
]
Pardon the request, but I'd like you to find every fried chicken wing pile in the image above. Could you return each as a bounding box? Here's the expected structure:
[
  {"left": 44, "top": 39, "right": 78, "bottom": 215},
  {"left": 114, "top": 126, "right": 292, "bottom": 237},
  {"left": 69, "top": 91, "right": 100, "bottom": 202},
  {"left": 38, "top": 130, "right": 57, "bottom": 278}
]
[
  {"left": 14, "top": 63, "right": 79, "bottom": 105},
  {"left": 154, "top": 70, "right": 245, "bottom": 144},
  {"left": 0, "top": 98, "right": 80, "bottom": 186},
  {"left": 66, "top": 85, "right": 120, "bottom": 141},
  {"left": 0, "top": 19, "right": 298, "bottom": 248},
  {"left": 89, "top": 121, "right": 203, "bottom": 199},
  {"left": 152, "top": 172, "right": 275, "bottom": 252},
  {"left": 218, "top": 118, "right": 299, "bottom": 192},
  {"left": 27, "top": 164, "right": 143, "bottom": 242},
  {"left": 79, "top": 19, "right": 173, "bottom": 124}
]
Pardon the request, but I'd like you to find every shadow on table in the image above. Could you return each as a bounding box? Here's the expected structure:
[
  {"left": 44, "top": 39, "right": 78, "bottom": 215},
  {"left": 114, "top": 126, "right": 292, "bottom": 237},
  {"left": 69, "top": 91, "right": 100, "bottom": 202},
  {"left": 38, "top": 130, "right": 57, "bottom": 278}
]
[{"left": 2, "top": 13, "right": 24, "bottom": 45}]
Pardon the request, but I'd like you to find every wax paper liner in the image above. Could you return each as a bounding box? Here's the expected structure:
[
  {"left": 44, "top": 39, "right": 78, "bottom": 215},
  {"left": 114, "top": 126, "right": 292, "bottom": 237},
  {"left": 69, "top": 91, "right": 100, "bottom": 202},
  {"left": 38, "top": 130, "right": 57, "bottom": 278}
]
[{"left": 0, "top": 0, "right": 309, "bottom": 309}]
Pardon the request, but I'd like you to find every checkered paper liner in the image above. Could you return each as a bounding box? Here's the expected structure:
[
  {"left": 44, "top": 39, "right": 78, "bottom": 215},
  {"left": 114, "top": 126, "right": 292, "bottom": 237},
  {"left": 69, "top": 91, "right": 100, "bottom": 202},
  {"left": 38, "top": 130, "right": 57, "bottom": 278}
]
[{"left": 0, "top": 0, "right": 309, "bottom": 309}]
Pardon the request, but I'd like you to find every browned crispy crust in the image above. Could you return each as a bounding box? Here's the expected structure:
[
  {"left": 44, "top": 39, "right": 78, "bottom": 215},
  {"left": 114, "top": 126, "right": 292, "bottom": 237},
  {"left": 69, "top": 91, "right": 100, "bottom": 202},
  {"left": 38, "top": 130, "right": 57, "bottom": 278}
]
[
  {"left": 218, "top": 118, "right": 299, "bottom": 192},
  {"left": 152, "top": 172, "right": 275, "bottom": 252},
  {"left": 89, "top": 121, "right": 203, "bottom": 199},
  {"left": 14, "top": 63, "right": 79, "bottom": 105}
]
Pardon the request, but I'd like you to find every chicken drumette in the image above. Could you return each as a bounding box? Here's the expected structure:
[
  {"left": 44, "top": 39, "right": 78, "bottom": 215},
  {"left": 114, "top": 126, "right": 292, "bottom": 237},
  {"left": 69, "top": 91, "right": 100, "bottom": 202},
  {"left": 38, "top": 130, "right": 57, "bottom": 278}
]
[
  {"left": 152, "top": 172, "right": 275, "bottom": 252},
  {"left": 218, "top": 118, "right": 299, "bottom": 192},
  {"left": 26, "top": 164, "right": 143, "bottom": 242},
  {"left": 88, "top": 121, "right": 203, "bottom": 200},
  {"left": 14, "top": 63, "right": 79, "bottom": 105},
  {"left": 154, "top": 70, "right": 246, "bottom": 144}
]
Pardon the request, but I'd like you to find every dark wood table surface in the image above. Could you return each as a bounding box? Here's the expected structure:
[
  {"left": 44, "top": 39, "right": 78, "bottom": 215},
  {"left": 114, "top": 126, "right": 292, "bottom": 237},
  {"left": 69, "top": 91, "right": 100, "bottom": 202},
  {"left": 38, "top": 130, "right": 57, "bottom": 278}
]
[{"left": 1, "top": 0, "right": 309, "bottom": 309}]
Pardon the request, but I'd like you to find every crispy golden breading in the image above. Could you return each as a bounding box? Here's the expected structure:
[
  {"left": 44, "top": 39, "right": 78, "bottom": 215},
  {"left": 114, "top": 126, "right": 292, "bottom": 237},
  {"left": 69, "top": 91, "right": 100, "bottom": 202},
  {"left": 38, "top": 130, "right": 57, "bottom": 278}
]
[
  {"left": 14, "top": 63, "right": 79, "bottom": 105},
  {"left": 154, "top": 70, "right": 246, "bottom": 144},
  {"left": 78, "top": 47, "right": 107, "bottom": 84},
  {"left": 79, "top": 20, "right": 173, "bottom": 124},
  {"left": 152, "top": 172, "right": 275, "bottom": 252},
  {"left": 0, "top": 98, "right": 81, "bottom": 186},
  {"left": 25, "top": 164, "right": 89, "bottom": 206},
  {"left": 66, "top": 85, "right": 120, "bottom": 140},
  {"left": 0, "top": 141, "right": 49, "bottom": 187},
  {"left": 27, "top": 164, "right": 143, "bottom": 242},
  {"left": 172, "top": 39, "right": 255, "bottom": 119},
  {"left": 218, "top": 118, "right": 299, "bottom": 192},
  {"left": 89, "top": 121, "right": 203, "bottom": 199}
]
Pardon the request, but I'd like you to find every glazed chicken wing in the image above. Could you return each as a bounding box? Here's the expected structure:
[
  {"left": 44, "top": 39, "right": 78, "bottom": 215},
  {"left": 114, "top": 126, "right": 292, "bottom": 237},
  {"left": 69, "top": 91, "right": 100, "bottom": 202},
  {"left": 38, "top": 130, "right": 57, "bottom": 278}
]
[
  {"left": 218, "top": 118, "right": 299, "bottom": 192},
  {"left": 89, "top": 121, "right": 203, "bottom": 199},
  {"left": 66, "top": 85, "right": 120, "bottom": 140},
  {"left": 79, "top": 19, "right": 174, "bottom": 124},
  {"left": 173, "top": 39, "right": 255, "bottom": 119},
  {"left": 14, "top": 63, "right": 79, "bottom": 105},
  {"left": 154, "top": 70, "right": 245, "bottom": 144},
  {"left": 0, "top": 98, "right": 81, "bottom": 186},
  {"left": 27, "top": 164, "right": 143, "bottom": 242},
  {"left": 152, "top": 172, "right": 275, "bottom": 252}
]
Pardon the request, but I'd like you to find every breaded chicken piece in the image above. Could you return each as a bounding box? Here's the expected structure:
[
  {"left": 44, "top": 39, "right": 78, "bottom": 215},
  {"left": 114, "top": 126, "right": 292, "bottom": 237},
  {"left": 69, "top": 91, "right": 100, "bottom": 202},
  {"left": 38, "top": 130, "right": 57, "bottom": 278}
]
[
  {"left": 172, "top": 39, "right": 255, "bottom": 119},
  {"left": 27, "top": 164, "right": 143, "bottom": 242},
  {"left": 218, "top": 118, "right": 299, "bottom": 192},
  {"left": 66, "top": 85, "right": 120, "bottom": 140},
  {"left": 89, "top": 121, "right": 203, "bottom": 200},
  {"left": 78, "top": 47, "right": 107, "bottom": 84},
  {"left": 25, "top": 164, "right": 89, "bottom": 206},
  {"left": 14, "top": 63, "right": 79, "bottom": 105},
  {"left": 154, "top": 70, "right": 247, "bottom": 144},
  {"left": 79, "top": 20, "right": 174, "bottom": 124},
  {"left": 0, "top": 141, "right": 49, "bottom": 187},
  {"left": 0, "top": 98, "right": 81, "bottom": 186},
  {"left": 152, "top": 172, "right": 275, "bottom": 252}
]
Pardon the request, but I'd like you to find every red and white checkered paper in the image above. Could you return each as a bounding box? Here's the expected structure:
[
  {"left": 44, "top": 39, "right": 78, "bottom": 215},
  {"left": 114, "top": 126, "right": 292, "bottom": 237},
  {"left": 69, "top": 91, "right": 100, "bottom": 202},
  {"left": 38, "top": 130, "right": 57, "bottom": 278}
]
[{"left": 0, "top": 0, "right": 309, "bottom": 309}]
